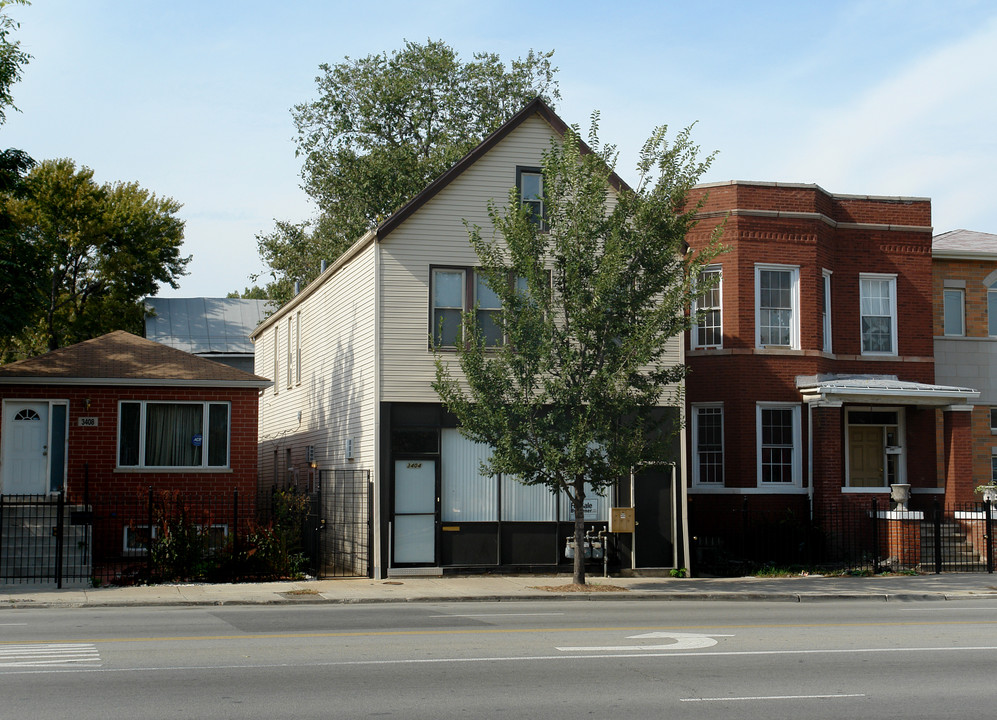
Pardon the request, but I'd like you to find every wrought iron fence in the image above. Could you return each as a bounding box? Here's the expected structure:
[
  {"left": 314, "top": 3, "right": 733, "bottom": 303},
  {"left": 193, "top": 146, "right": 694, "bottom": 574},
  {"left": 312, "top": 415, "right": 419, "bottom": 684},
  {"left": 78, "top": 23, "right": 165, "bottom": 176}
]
[
  {"left": 1, "top": 487, "right": 317, "bottom": 586},
  {"left": 691, "top": 498, "right": 994, "bottom": 576},
  {"left": 315, "top": 469, "right": 371, "bottom": 578}
]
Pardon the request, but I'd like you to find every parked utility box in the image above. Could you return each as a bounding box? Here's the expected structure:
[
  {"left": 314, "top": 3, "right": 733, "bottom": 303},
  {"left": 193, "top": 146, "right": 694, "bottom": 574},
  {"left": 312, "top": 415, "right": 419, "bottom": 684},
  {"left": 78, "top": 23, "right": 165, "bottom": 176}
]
[{"left": 609, "top": 507, "right": 635, "bottom": 533}]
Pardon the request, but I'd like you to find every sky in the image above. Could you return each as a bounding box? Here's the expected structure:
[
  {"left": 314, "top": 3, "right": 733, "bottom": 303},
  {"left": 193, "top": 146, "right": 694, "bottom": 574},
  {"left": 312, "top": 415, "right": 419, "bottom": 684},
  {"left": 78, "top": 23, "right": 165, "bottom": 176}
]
[{"left": 4, "top": 0, "right": 997, "bottom": 298}]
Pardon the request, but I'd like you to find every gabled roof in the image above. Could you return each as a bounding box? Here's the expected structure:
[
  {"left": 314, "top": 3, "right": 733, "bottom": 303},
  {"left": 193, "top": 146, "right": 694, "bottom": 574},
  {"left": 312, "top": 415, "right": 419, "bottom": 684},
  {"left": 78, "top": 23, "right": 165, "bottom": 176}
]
[
  {"left": 933, "top": 229, "right": 997, "bottom": 258},
  {"left": 376, "top": 97, "right": 631, "bottom": 240},
  {"left": 145, "top": 297, "right": 273, "bottom": 355},
  {"left": 0, "top": 331, "right": 271, "bottom": 388},
  {"left": 253, "top": 97, "right": 630, "bottom": 339}
]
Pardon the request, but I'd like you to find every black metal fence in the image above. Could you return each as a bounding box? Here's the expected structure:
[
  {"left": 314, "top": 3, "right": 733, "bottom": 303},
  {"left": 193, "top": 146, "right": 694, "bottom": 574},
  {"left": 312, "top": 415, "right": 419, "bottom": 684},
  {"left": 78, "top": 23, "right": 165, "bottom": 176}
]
[
  {"left": 315, "top": 469, "right": 371, "bottom": 578},
  {"left": 1, "top": 487, "right": 316, "bottom": 587},
  {"left": 692, "top": 498, "right": 995, "bottom": 576}
]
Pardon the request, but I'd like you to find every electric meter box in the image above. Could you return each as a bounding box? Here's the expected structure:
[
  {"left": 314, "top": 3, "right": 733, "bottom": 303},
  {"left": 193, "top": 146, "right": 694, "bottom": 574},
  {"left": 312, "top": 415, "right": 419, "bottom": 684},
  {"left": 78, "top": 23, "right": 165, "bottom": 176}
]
[{"left": 609, "top": 507, "right": 635, "bottom": 533}]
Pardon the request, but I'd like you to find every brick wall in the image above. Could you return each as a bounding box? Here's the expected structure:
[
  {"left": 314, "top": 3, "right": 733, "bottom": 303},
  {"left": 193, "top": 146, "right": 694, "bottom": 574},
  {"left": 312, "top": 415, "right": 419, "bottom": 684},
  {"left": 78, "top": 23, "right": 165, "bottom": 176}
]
[
  {"left": 685, "top": 181, "right": 937, "bottom": 514},
  {"left": 0, "top": 384, "right": 259, "bottom": 507}
]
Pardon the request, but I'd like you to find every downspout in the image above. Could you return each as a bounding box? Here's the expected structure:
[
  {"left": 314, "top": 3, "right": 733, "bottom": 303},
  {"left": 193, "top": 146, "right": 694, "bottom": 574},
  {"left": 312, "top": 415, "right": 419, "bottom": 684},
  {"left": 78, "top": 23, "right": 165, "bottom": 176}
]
[
  {"left": 372, "top": 240, "right": 383, "bottom": 579},
  {"left": 679, "top": 399, "right": 692, "bottom": 575}
]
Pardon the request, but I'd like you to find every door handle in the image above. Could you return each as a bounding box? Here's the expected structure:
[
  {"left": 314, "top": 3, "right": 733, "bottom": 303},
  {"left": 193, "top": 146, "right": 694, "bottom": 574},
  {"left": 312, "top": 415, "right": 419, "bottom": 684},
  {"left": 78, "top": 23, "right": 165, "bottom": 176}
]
[{"left": 42, "top": 444, "right": 48, "bottom": 457}]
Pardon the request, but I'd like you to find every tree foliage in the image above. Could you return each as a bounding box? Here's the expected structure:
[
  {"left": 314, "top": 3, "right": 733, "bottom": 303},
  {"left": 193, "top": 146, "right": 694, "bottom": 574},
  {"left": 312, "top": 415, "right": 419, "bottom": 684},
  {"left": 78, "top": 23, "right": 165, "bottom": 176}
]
[
  {"left": 1, "top": 159, "right": 189, "bottom": 359},
  {"left": 0, "top": 1, "right": 36, "bottom": 340},
  {"left": 256, "top": 40, "right": 559, "bottom": 304},
  {"left": 433, "top": 118, "right": 723, "bottom": 583}
]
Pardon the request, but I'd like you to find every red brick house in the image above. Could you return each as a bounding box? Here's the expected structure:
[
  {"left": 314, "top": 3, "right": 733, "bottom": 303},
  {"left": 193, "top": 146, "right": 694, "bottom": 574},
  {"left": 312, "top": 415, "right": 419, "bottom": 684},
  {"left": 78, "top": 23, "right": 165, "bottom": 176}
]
[
  {"left": 683, "top": 182, "right": 978, "bottom": 551},
  {"left": 0, "top": 330, "right": 269, "bottom": 505}
]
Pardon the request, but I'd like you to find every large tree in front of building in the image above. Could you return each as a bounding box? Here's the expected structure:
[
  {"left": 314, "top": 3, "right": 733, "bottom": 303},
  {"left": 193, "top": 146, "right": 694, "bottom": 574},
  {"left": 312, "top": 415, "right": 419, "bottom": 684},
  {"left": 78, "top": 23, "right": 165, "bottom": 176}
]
[
  {"left": 254, "top": 40, "right": 559, "bottom": 303},
  {"left": 0, "top": 0, "right": 38, "bottom": 341},
  {"left": 1, "top": 158, "right": 189, "bottom": 360},
  {"left": 433, "top": 120, "right": 723, "bottom": 584}
]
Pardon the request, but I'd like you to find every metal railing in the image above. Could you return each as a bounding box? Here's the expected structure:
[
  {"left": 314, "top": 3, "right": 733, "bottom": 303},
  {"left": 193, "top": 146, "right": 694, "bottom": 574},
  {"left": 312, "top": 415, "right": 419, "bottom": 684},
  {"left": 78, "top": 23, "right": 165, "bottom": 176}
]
[{"left": 691, "top": 498, "right": 994, "bottom": 576}]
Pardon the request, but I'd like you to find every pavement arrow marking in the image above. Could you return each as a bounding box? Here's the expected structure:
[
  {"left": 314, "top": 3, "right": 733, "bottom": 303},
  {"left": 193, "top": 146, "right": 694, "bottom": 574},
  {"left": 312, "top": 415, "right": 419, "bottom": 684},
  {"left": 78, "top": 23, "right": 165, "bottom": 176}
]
[{"left": 556, "top": 631, "right": 734, "bottom": 652}]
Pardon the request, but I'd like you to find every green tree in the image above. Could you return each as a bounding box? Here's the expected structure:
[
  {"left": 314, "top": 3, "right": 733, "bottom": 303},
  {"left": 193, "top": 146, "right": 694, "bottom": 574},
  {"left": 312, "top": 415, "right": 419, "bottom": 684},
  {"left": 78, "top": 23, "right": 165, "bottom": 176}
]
[
  {"left": 226, "top": 285, "right": 270, "bottom": 300},
  {"left": 1, "top": 159, "right": 189, "bottom": 358},
  {"left": 257, "top": 40, "right": 559, "bottom": 304},
  {"left": 433, "top": 119, "right": 723, "bottom": 584},
  {"left": 0, "top": 0, "right": 37, "bottom": 341}
]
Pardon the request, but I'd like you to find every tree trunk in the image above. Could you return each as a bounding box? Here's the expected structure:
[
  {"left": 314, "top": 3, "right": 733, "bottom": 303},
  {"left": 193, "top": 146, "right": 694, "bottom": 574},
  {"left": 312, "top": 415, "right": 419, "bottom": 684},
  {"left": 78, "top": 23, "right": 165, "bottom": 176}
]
[{"left": 572, "top": 476, "right": 586, "bottom": 585}]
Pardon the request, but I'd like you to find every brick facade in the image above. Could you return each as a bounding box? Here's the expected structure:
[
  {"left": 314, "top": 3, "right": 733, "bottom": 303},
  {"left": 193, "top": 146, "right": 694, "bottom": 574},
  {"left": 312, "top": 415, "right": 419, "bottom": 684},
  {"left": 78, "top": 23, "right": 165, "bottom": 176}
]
[
  {"left": 0, "top": 384, "right": 260, "bottom": 504},
  {"left": 683, "top": 182, "right": 965, "bottom": 537}
]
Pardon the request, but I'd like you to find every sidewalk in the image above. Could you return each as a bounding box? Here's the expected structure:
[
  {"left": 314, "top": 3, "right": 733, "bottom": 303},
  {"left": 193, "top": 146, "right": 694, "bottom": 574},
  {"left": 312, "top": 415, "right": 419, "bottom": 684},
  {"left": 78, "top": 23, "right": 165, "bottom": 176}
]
[{"left": 3, "top": 572, "right": 997, "bottom": 608}]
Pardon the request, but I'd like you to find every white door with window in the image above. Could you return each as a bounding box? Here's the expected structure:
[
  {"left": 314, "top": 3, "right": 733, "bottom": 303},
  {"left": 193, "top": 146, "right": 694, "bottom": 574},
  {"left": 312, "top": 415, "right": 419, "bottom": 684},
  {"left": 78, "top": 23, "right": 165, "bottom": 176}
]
[
  {"left": 1, "top": 402, "right": 50, "bottom": 494},
  {"left": 393, "top": 459, "right": 437, "bottom": 565}
]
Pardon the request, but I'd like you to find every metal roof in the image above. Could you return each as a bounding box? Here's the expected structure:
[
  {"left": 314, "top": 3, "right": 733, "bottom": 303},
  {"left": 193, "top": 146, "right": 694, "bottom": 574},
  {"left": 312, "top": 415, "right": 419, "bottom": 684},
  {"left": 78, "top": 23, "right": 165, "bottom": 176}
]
[
  {"left": 796, "top": 374, "right": 978, "bottom": 406},
  {"left": 145, "top": 298, "right": 273, "bottom": 356}
]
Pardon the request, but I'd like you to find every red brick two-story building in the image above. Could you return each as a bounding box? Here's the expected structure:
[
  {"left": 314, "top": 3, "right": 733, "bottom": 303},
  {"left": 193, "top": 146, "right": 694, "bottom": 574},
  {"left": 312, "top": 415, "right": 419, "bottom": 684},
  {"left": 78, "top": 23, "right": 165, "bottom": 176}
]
[{"left": 684, "top": 182, "right": 977, "bottom": 547}]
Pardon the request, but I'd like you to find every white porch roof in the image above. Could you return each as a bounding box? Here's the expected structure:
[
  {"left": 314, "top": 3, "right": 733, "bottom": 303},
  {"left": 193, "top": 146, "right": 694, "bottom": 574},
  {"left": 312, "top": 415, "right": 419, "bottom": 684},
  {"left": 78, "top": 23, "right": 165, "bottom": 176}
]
[{"left": 796, "top": 374, "right": 979, "bottom": 407}]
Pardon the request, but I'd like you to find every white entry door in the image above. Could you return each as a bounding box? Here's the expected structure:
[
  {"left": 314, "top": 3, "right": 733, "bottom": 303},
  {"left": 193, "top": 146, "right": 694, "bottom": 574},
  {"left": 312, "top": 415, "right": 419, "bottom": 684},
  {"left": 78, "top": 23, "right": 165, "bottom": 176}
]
[
  {"left": 2, "top": 402, "right": 50, "bottom": 494},
  {"left": 393, "top": 459, "right": 437, "bottom": 565}
]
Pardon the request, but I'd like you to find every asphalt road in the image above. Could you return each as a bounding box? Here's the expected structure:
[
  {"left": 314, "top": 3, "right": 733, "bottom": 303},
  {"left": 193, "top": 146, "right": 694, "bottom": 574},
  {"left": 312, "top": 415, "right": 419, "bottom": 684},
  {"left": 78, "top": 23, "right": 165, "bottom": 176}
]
[{"left": 2, "top": 599, "right": 996, "bottom": 719}]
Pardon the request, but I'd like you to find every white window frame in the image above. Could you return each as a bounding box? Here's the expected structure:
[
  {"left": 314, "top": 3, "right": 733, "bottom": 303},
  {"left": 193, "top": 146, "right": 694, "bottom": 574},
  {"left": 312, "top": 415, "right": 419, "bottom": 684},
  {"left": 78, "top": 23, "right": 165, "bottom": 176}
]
[
  {"left": 286, "top": 317, "right": 293, "bottom": 389},
  {"left": 295, "top": 311, "right": 302, "bottom": 385},
  {"left": 691, "top": 403, "right": 724, "bottom": 485},
  {"left": 117, "top": 400, "right": 231, "bottom": 469},
  {"left": 272, "top": 327, "right": 279, "bottom": 395},
  {"left": 756, "top": 402, "right": 802, "bottom": 487},
  {"left": 943, "top": 288, "right": 965, "bottom": 337},
  {"left": 755, "top": 264, "right": 800, "bottom": 349},
  {"left": 859, "top": 273, "right": 898, "bottom": 356},
  {"left": 821, "top": 269, "right": 832, "bottom": 353},
  {"left": 692, "top": 266, "right": 722, "bottom": 349}
]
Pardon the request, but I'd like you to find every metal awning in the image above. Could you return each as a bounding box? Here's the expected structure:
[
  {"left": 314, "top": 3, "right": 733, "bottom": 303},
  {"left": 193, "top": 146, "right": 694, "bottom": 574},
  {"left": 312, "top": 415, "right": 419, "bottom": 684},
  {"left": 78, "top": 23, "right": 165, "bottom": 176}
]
[{"left": 796, "top": 374, "right": 979, "bottom": 407}]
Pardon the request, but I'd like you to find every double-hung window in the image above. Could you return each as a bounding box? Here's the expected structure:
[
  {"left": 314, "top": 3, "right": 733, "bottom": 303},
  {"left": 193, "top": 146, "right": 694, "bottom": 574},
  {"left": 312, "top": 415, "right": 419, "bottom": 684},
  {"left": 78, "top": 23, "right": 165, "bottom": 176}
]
[
  {"left": 692, "top": 266, "right": 722, "bottom": 349},
  {"left": 943, "top": 288, "right": 965, "bottom": 336},
  {"left": 475, "top": 273, "right": 503, "bottom": 346},
  {"left": 118, "top": 401, "right": 230, "bottom": 469},
  {"left": 860, "top": 274, "right": 897, "bottom": 355},
  {"left": 755, "top": 265, "right": 800, "bottom": 349},
  {"left": 988, "top": 283, "right": 997, "bottom": 336},
  {"left": 517, "top": 167, "right": 544, "bottom": 229},
  {"left": 295, "top": 311, "right": 302, "bottom": 385},
  {"left": 821, "top": 270, "right": 832, "bottom": 352},
  {"left": 756, "top": 403, "right": 801, "bottom": 486},
  {"left": 431, "top": 268, "right": 466, "bottom": 347},
  {"left": 692, "top": 404, "right": 724, "bottom": 485}
]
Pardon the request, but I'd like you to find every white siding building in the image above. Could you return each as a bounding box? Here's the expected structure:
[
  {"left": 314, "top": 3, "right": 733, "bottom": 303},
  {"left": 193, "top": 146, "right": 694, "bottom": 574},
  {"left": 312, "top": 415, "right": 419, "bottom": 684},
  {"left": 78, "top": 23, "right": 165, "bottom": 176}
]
[{"left": 252, "top": 99, "right": 688, "bottom": 578}]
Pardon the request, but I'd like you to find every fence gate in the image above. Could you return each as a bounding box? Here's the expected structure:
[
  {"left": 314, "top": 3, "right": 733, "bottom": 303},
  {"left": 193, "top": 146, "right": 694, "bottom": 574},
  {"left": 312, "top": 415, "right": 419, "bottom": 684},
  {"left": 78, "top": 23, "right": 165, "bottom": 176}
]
[
  {"left": 315, "top": 469, "right": 371, "bottom": 578},
  {"left": 0, "top": 493, "right": 93, "bottom": 587}
]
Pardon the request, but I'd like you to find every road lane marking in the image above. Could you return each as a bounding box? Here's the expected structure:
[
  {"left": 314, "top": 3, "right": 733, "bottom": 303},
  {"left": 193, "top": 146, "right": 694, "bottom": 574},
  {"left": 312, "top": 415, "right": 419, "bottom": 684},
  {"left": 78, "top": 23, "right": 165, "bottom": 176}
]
[
  {"left": 558, "top": 631, "right": 734, "bottom": 651},
  {"left": 681, "top": 693, "right": 865, "bottom": 702},
  {"left": 430, "top": 613, "right": 566, "bottom": 618},
  {"left": 4, "top": 644, "right": 997, "bottom": 676},
  {"left": 0, "top": 643, "right": 100, "bottom": 668}
]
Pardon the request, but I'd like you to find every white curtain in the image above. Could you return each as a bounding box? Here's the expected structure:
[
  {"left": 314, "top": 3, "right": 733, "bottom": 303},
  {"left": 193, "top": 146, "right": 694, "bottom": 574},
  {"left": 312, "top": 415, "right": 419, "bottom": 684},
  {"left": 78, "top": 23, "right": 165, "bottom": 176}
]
[{"left": 441, "top": 429, "right": 497, "bottom": 521}]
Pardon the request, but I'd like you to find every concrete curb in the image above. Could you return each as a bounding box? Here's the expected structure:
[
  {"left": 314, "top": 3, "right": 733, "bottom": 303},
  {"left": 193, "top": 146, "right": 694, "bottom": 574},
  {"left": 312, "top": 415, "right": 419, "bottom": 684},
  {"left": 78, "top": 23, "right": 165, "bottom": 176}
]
[{"left": 4, "top": 590, "right": 997, "bottom": 609}]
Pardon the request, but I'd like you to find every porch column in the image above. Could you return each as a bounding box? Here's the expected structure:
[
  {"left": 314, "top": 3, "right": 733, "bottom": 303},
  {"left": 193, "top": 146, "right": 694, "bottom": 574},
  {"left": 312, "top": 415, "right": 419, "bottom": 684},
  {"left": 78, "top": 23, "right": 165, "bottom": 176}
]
[
  {"left": 942, "top": 406, "right": 974, "bottom": 511},
  {"left": 809, "top": 402, "right": 843, "bottom": 517}
]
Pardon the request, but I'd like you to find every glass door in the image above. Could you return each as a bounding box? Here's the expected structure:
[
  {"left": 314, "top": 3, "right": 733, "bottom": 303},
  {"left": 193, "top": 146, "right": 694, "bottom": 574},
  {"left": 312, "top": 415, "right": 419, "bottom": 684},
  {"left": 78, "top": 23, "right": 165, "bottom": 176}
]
[{"left": 393, "top": 459, "right": 437, "bottom": 564}]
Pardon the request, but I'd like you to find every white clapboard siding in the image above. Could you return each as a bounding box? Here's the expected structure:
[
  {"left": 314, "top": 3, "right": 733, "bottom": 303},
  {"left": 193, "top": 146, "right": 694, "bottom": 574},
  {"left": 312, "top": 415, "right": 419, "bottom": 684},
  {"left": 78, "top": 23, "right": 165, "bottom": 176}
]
[
  {"left": 256, "top": 242, "right": 377, "bottom": 483},
  {"left": 378, "top": 112, "right": 682, "bottom": 402}
]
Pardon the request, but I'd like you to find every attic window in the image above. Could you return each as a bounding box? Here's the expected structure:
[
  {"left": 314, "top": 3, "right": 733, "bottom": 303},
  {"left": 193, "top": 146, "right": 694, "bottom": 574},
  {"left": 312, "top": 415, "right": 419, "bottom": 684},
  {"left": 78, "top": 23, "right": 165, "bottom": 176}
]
[{"left": 517, "top": 167, "right": 544, "bottom": 229}]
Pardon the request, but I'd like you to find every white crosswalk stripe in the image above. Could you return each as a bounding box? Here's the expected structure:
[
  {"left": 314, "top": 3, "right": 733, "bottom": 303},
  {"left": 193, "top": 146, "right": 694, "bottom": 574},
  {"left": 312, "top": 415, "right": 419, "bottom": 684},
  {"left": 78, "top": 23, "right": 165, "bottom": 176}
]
[{"left": 0, "top": 643, "right": 101, "bottom": 667}]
